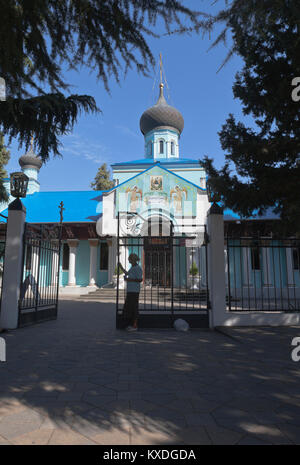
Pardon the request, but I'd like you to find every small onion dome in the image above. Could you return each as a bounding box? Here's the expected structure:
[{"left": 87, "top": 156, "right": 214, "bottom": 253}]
[
  {"left": 140, "top": 83, "right": 184, "bottom": 136},
  {"left": 19, "top": 146, "right": 42, "bottom": 170}
]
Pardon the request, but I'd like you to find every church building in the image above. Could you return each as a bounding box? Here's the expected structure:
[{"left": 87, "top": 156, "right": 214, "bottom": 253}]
[{"left": 0, "top": 78, "right": 299, "bottom": 320}]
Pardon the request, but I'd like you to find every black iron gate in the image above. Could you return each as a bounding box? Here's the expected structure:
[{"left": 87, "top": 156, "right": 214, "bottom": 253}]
[
  {"left": 18, "top": 223, "right": 62, "bottom": 327},
  {"left": 116, "top": 212, "right": 210, "bottom": 329}
]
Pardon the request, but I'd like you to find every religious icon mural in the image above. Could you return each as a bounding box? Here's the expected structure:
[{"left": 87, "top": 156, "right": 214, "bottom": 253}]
[
  {"left": 150, "top": 176, "right": 163, "bottom": 191},
  {"left": 125, "top": 185, "right": 143, "bottom": 212},
  {"left": 116, "top": 165, "right": 197, "bottom": 218},
  {"left": 170, "top": 185, "right": 188, "bottom": 214}
]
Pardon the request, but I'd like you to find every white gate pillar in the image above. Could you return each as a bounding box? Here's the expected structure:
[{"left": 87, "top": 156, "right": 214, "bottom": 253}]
[
  {"left": 0, "top": 199, "right": 26, "bottom": 330},
  {"left": 88, "top": 239, "right": 98, "bottom": 287},
  {"left": 67, "top": 239, "right": 79, "bottom": 286},
  {"left": 207, "top": 204, "right": 226, "bottom": 328}
]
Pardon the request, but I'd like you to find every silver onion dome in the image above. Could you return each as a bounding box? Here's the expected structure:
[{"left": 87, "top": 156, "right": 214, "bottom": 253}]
[
  {"left": 19, "top": 146, "right": 42, "bottom": 170},
  {"left": 140, "top": 83, "right": 184, "bottom": 136}
]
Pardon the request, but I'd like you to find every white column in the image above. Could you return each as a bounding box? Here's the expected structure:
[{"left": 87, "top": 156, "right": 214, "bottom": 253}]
[
  {"left": 51, "top": 240, "right": 59, "bottom": 286},
  {"left": 119, "top": 238, "right": 126, "bottom": 270},
  {"left": 118, "top": 238, "right": 126, "bottom": 289},
  {"left": 207, "top": 205, "right": 226, "bottom": 328},
  {"left": 0, "top": 199, "right": 26, "bottom": 330},
  {"left": 67, "top": 239, "right": 79, "bottom": 286},
  {"left": 186, "top": 247, "right": 193, "bottom": 287},
  {"left": 88, "top": 239, "right": 98, "bottom": 286}
]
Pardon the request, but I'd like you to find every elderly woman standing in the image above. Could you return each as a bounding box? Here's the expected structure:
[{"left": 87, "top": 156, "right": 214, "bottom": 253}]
[{"left": 119, "top": 253, "right": 143, "bottom": 331}]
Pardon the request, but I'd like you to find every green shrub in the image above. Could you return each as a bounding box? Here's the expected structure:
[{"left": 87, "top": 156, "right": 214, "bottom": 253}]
[
  {"left": 114, "top": 264, "right": 123, "bottom": 275},
  {"left": 189, "top": 261, "right": 199, "bottom": 276}
]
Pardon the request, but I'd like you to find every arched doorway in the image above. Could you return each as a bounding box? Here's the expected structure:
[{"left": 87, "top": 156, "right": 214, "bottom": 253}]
[{"left": 142, "top": 216, "right": 172, "bottom": 287}]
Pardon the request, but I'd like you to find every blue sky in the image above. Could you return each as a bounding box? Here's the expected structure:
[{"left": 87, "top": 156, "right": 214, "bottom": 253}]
[{"left": 5, "top": 1, "right": 252, "bottom": 192}]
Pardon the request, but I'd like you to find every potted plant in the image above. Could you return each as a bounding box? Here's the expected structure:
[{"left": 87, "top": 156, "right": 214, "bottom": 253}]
[
  {"left": 189, "top": 261, "right": 200, "bottom": 290},
  {"left": 112, "top": 264, "right": 124, "bottom": 289}
]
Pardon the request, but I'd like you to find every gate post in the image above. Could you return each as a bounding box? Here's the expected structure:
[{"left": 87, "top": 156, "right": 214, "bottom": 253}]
[
  {"left": 207, "top": 204, "right": 226, "bottom": 328},
  {"left": 0, "top": 199, "right": 26, "bottom": 329}
]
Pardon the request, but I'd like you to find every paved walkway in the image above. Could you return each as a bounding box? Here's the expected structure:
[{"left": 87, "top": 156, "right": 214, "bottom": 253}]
[{"left": 0, "top": 299, "right": 300, "bottom": 445}]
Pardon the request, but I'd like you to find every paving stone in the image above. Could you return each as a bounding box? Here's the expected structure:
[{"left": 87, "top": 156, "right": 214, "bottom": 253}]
[
  {"left": 237, "top": 435, "right": 272, "bottom": 445},
  {"left": 23, "top": 389, "right": 59, "bottom": 399},
  {"left": 141, "top": 393, "right": 178, "bottom": 406},
  {"left": 144, "top": 408, "right": 187, "bottom": 429},
  {"left": 118, "top": 391, "right": 142, "bottom": 400},
  {"left": 0, "top": 408, "right": 45, "bottom": 439},
  {"left": 69, "top": 409, "right": 118, "bottom": 437},
  {"left": 130, "top": 427, "right": 181, "bottom": 446},
  {"left": 12, "top": 428, "right": 54, "bottom": 445},
  {"left": 92, "top": 427, "right": 130, "bottom": 445},
  {"left": 103, "top": 382, "right": 130, "bottom": 392},
  {"left": 48, "top": 428, "right": 98, "bottom": 445},
  {"left": 164, "top": 399, "right": 195, "bottom": 413},
  {"left": 1, "top": 302, "right": 300, "bottom": 446},
  {"left": 130, "top": 399, "right": 158, "bottom": 414},
  {"left": 0, "top": 434, "right": 11, "bottom": 445},
  {"left": 205, "top": 425, "right": 243, "bottom": 445},
  {"left": 189, "top": 398, "right": 221, "bottom": 413},
  {"left": 185, "top": 413, "right": 217, "bottom": 428},
  {"left": 177, "top": 427, "right": 212, "bottom": 445},
  {"left": 278, "top": 423, "right": 300, "bottom": 444},
  {"left": 83, "top": 394, "right": 116, "bottom": 408}
]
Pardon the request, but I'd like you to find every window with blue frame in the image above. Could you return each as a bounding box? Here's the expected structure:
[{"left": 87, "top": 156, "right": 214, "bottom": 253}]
[
  {"left": 171, "top": 141, "right": 175, "bottom": 155},
  {"left": 159, "top": 140, "right": 164, "bottom": 154}
]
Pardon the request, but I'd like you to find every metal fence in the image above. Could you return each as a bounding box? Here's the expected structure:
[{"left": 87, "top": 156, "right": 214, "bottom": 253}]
[
  {"left": 18, "top": 223, "right": 62, "bottom": 327},
  {"left": 226, "top": 236, "right": 300, "bottom": 312}
]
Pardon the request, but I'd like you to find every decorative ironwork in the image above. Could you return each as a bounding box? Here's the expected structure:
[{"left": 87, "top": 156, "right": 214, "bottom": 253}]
[{"left": 18, "top": 220, "right": 63, "bottom": 327}]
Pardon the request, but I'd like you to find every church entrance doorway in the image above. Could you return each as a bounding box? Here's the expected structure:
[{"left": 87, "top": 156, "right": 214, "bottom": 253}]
[{"left": 144, "top": 236, "right": 171, "bottom": 287}]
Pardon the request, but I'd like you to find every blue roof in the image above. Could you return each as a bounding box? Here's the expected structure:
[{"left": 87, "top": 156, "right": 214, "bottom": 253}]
[
  {"left": 1, "top": 190, "right": 104, "bottom": 223},
  {"left": 111, "top": 157, "right": 201, "bottom": 167}
]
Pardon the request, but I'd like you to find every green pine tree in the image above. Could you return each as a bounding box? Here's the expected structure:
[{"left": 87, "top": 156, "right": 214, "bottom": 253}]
[
  {"left": 189, "top": 262, "right": 199, "bottom": 276},
  {"left": 0, "top": 1, "right": 201, "bottom": 161},
  {"left": 0, "top": 133, "right": 10, "bottom": 203},
  {"left": 200, "top": 0, "right": 300, "bottom": 233},
  {"left": 91, "top": 163, "right": 114, "bottom": 191}
]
